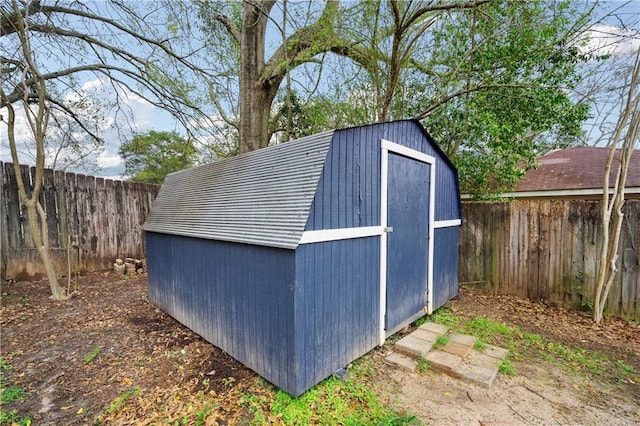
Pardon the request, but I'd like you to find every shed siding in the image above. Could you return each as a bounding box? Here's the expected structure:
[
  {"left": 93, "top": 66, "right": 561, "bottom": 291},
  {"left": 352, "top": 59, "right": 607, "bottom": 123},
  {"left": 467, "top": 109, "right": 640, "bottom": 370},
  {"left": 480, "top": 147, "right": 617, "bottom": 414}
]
[
  {"left": 305, "top": 127, "right": 381, "bottom": 230},
  {"left": 146, "top": 232, "right": 297, "bottom": 393},
  {"left": 432, "top": 227, "right": 460, "bottom": 308},
  {"left": 294, "top": 237, "right": 380, "bottom": 395},
  {"left": 377, "top": 121, "right": 461, "bottom": 221}
]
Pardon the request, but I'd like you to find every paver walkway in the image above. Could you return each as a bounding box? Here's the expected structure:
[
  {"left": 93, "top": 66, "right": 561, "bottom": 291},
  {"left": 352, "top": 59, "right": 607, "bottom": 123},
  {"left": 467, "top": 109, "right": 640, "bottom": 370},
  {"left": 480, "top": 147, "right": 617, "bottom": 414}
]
[{"left": 384, "top": 322, "right": 508, "bottom": 388}]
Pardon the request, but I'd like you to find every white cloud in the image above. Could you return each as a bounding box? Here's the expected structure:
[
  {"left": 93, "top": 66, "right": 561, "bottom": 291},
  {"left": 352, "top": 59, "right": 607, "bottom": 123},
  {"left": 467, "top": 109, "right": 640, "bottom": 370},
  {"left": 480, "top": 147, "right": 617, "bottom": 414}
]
[
  {"left": 580, "top": 24, "right": 640, "bottom": 57},
  {"left": 1, "top": 78, "right": 171, "bottom": 177},
  {"left": 97, "top": 151, "right": 123, "bottom": 169}
]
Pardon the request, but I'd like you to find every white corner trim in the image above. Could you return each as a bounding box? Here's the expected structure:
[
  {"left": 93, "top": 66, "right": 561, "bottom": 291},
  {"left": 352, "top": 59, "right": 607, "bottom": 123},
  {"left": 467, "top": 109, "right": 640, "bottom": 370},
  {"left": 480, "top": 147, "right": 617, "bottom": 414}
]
[
  {"left": 382, "top": 139, "right": 435, "bottom": 165},
  {"left": 299, "top": 226, "right": 384, "bottom": 244},
  {"left": 427, "top": 161, "right": 436, "bottom": 314},
  {"left": 433, "top": 219, "right": 462, "bottom": 228}
]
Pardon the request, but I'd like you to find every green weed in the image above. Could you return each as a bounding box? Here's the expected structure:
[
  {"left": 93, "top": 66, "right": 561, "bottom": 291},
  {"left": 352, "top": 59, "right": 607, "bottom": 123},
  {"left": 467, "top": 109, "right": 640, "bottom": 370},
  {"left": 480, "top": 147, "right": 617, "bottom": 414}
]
[
  {"left": 473, "top": 339, "right": 487, "bottom": 351},
  {"left": 426, "top": 308, "right": 460, "bottom": 328},
  {"left": 82, "top": 346, "right": 102, "bottom": 363},
  {"left": 458, "top": 317, "right": 636, "bottom": 383},
  {"left": 106, "top": 387, "right": 141, "bottom": 415},
  {"left": 1, "top": 385, "right": 26, "bottom": 404},
  {"left": 416, "top": 358, "right": 431, "bottom": 374},
  {"left": 498, "top": 359, "right": 516, "bottom": 376},
  {"left": 0, "top": 359, "right": 12, "bottom": 371},
  {"left": 432, "top": 335, "right": 450, "bottom": 350},
  {"left": 0, "top": 409, "right": 32, "bottom": 425}
]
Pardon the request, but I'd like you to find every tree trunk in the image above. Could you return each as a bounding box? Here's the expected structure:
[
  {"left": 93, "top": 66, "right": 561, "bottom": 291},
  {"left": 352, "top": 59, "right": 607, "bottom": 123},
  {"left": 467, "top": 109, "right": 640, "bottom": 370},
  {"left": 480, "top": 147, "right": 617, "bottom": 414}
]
[
  {"left": 26, "top": 201, "right": 66, "bottom": 300},
  {"left": 239, "top": 1, "right": 277, "bottom": 154},
  {"left": 593, "top": 49, "right": 640, "bottom": 323}
]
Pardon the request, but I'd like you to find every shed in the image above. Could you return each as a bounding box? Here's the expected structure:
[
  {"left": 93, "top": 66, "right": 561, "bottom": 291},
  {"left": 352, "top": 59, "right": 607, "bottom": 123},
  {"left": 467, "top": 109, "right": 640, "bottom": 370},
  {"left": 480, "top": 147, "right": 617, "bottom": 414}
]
[{"left": 143, "top": 120, "right": 461, "bottom": 396}]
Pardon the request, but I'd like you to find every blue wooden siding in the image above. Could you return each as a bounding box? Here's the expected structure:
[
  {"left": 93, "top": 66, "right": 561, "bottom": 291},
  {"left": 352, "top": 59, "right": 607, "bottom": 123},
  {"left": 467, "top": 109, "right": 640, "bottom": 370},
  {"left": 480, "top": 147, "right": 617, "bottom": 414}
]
[
  {"left": 146, "top": 232, "right": 298, "bottom": 393},
  {"left": 305, "top": 126, "right": 381, "bottom": 230},
  {"left": 293, "top": 237, "right": 380, "bottom": 395},
  {"left": 376, "top": 120, "right": 461, "bottom": 221},
  {"left": 432, "top": 226, "right": 460, "bottom": 308}
]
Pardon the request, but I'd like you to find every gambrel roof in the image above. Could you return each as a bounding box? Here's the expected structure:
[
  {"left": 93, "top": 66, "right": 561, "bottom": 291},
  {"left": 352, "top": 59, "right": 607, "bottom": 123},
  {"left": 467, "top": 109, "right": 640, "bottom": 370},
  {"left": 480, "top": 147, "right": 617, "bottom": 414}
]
[{"left": 143, "top": 131, "right": 334, "bottom": 249}]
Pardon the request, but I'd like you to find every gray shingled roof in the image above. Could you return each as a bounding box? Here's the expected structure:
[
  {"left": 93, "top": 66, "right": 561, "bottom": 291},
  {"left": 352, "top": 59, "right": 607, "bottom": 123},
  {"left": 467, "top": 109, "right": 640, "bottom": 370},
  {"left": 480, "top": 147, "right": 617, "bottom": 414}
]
[{"left": 143, "top": 131, "right": 335, "bottom": 249}]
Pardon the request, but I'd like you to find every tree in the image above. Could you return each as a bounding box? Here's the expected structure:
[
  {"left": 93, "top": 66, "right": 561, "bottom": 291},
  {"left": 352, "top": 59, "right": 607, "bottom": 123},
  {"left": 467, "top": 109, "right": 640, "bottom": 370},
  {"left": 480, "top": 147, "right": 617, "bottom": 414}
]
[
  {"left": 119, "top": 131, "right": 196, "bottom": 184},
  {"left": 1, "top": 0, "right": 215, "bottom": 163},
  {"left": 1, "top": 0, "right": 213, "bottom": 298},
  {"left": 593, "top": 48, "right": 639, "bottom": 323},
  {"left": 257, "top": 1, "right": 593, "bottom": 196},
  {"left": 1, "top": 0, "right": 65, "bottom": 299},
  {"left": 343, "top": 0, "right": 591, "bottom": 197}
]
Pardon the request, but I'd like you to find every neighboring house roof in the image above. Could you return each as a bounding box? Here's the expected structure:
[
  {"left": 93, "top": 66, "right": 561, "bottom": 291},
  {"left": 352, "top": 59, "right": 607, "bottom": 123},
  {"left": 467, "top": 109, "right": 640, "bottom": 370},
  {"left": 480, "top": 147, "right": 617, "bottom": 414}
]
[
  {"left": 143, "top": 130, "right": 335, "bottom": 249},
  {"left": 513, "top": 147, "right": 640, "bottom": 196}
]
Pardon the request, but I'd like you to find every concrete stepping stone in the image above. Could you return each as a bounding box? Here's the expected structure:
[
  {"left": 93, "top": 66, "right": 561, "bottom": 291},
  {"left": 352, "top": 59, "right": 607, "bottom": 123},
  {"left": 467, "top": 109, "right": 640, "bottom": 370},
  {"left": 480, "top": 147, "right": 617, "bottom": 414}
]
[
  {"left": 418, "top": 322, "right": 450, "bottom": 335},
  {"left": 483, "top": 344, "right": 509, "bottom": 360},
  {"left": 468, "top": 352, "right": 502, "bottom": 370},
  {"left": 389, "top": 321, "right": 508, "bottom": 389},
  {"left": 454, "top": 362, "right": 498, "bottom": 388},
  {"left": 395, "top": 335, "right": 433, "bottom": 358},
  {"left": 412, "top": 328, "right": 440, "bottom": 343},
  {"left": 384, "top": 352, "right": 417, "bottom": 372},
  {"left": 441, "top": 340, "right": 474, "bottom": 359},
  {"left": 425, "top": 350, "right": 463, "bottom": 375}
]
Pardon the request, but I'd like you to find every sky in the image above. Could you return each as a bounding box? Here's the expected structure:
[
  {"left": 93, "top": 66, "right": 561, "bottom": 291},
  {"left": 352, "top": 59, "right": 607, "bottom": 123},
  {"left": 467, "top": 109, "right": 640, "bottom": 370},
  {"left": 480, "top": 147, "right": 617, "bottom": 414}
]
[{"left": 1, "top": 0, "right": 639, "bottom": 180}]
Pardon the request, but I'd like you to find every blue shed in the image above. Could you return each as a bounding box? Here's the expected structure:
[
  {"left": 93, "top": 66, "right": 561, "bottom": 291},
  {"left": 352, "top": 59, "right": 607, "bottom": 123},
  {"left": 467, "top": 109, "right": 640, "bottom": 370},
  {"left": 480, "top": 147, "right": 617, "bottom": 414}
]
[{"left": 143, "top": 120, "right": 461, "bottom": 396}]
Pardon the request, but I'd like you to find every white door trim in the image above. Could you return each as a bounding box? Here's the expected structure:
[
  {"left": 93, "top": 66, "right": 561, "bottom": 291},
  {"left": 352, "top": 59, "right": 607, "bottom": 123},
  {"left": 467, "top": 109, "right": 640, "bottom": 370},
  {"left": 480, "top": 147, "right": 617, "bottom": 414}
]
[{"left": 379, "top": 139, "right": 436, "bottom": 345}]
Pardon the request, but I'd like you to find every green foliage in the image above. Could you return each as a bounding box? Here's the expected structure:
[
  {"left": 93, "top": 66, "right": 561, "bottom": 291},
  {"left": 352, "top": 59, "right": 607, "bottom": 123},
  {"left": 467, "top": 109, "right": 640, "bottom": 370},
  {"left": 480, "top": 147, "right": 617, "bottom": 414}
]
[
  {"left": 82, "top": 346, "right": 102, "bottom": 363},
  {"left": 242, "top": 360, "right": 418, "bottom": 425},
  {"left": 457, "top": 317, "right": 635, "bottom": 382},
  {"left": 425, "top": 308, "right": 461, "bottom": 329},
  {"left": 417, "top": 0, "right": 591, "bottom": 197},
  {"left": 416, "top": 358, "right": 431, "bottom": 374},
  {"left": 473, "top": 339, "right": 487, "bottom": 351},
  {"left": 0, "top": 385, "right": 26, "bottom": 404},
  {"left": 0, "top": 409, "right": 32, "bottom": 426},
  {"left": 105, "top": 387, "right": 142, "bottom": 415},
  {"left": 465, "top": 317, "right": 514, "bottom": 342},
  {"left": 0, "top": 358, "right": 29, "bottom": 423},
  {"left": 432, "top": 335, "right": 450, "bottom": 350},
  {"left": 119, "top": 130, "right": 196, "bottom": 184},
  {"left": 498, "top": 359, "right": 516, "bottom": 376}
]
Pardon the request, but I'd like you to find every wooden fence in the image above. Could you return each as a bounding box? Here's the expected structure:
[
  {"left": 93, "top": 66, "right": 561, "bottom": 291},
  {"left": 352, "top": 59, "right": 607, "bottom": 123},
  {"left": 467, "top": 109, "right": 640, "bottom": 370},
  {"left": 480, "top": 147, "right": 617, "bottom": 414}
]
[
  {"left": 460, "top": 199, "right": 640, "bottom": 321},
  {"left": 3, "top": 159, "right": 638, "bottom": 321},
  {"left": 0, "top": 162, "right": 159, "bottom": 281}
]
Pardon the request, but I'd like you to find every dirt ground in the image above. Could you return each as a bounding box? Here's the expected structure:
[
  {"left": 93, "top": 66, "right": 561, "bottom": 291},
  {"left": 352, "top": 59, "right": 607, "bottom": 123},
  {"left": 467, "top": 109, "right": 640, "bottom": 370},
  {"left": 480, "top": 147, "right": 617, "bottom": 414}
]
[
  {"left": 375, "top": 288, "right": 640, "bottom": 425},
  {"left": 1, "top": 272, "right": 639, "bottom": 425}
]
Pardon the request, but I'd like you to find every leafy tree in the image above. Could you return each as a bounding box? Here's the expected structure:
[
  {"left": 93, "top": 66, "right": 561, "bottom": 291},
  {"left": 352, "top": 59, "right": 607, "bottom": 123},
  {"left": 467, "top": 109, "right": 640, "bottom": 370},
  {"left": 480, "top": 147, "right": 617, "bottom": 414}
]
[
  {"left": 119, "top": 131, "right": 196, "bottom": 184},
  {"left": 322, "top": 0, "right": 592, "bottom": 197},
  {"left": 221, "top": 0, "right": 592, "bottom": 196}
]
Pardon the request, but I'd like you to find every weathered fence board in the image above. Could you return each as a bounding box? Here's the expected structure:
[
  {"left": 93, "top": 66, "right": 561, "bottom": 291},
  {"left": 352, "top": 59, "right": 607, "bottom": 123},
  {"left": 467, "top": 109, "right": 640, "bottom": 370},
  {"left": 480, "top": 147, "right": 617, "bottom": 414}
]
[
  {"left": 0, "top": 162, "right": 159, "bottom": 280},
  {"left": 460, "top": 199, "right": 640, "bottom": 321}
]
